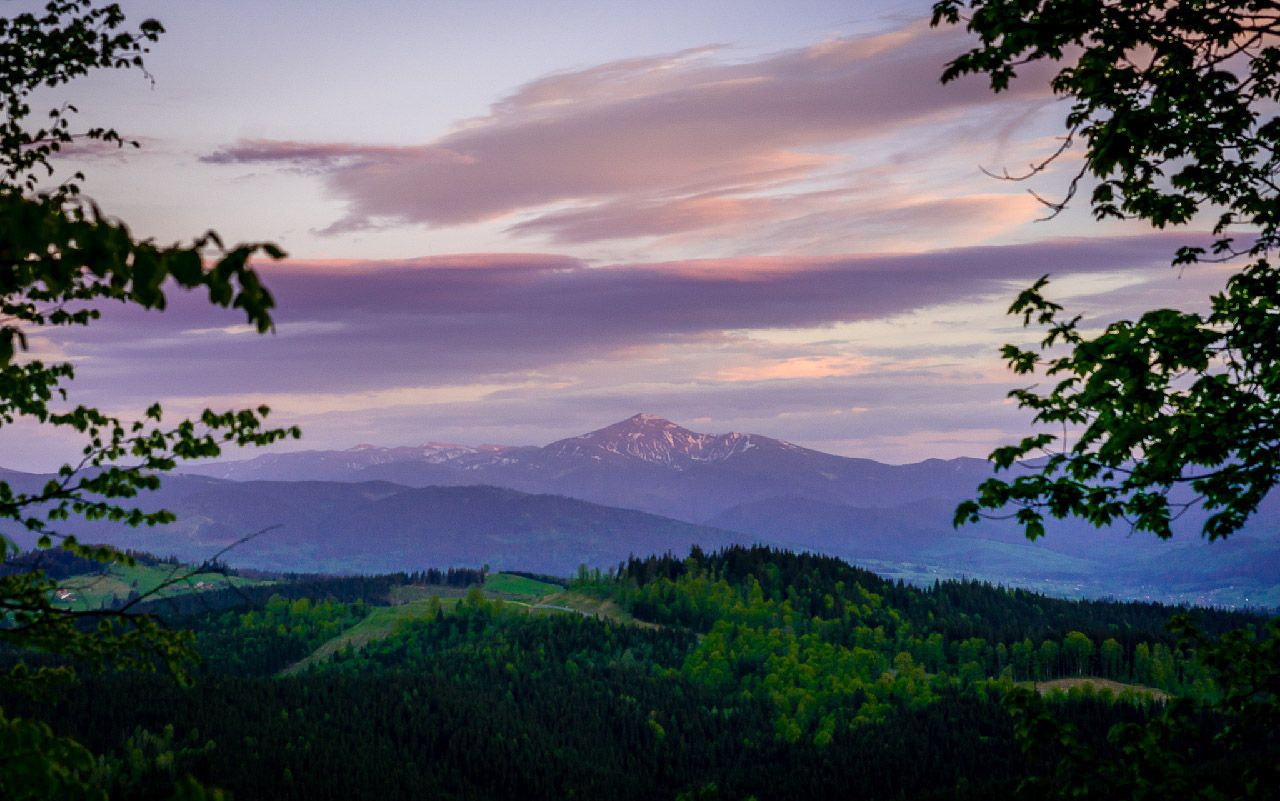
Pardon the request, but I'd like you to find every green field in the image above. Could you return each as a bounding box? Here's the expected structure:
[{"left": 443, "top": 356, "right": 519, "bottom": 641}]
[
  {"left": 54, "top": 562, "right": 267, "bottom": 612},
  {"left": 530, "top": 590, "right": 657, "bottom": 627},
  {"left": 285, "top": 574, "right": 574, "bottom": 674},
  {"left": 482, "top": 572, "right": 564, "bottom": 598}
]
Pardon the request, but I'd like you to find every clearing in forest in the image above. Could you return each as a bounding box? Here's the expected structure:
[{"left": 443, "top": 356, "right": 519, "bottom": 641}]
[
  {"left": 1029, "top": 676, "right": 1170, "bottom": 701},
  {"left": 283, "top": 573, "right": 573, "bottom": 674},
  {"left": 55, "top": 562, "right": 267, "bottom": 611}
]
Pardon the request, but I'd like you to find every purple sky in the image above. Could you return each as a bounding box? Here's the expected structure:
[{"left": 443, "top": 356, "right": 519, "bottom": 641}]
[{"left": 4, "top": 1, "right": 1235, "bottom": 469}]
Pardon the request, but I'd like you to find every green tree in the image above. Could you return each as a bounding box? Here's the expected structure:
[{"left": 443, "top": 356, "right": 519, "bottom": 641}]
[
  {"left": 1099, "top": 637, "right": 1122, "bottom": 680},
  {"left": 931, "top": 0, "right": 1280, "bottom": 794},
  {"left": 1132, "top": 641, "right": 1152, "bottom": 684},
  {"left": 1036, "top": 638, "right": 1059, "bottom": 680},
  {"left": 1006, "top": 617, "right": 1280, "bottom": 800},
  {"left": 1, "top": 2, "right": 297, "bottom": 797},
  {"left": 1061, "top": 631, "right": 1093, "bottom": 676},
  {"left": 1010, "top": 637, "right": 1034, "bottom": 681},
  {"left": 936, "top": 0, "right": 1280, "bottom": 541}
]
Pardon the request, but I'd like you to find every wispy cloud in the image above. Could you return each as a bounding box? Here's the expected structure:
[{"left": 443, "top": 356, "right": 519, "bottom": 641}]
[
  {"left": 54, "top": 232, "right": 1190, "bottom": 402},
  {"left": 715, "top": 355, "right": 875, "bottom": 382},
  {"left": 202, "top": 22, "right": 1055, "bottom": 244},
  {"left": 8, "top": 231, "right": 1228, "bottom": 465}
]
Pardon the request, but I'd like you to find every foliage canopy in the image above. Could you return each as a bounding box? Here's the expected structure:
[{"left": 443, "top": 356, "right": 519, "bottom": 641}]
[
  {"left": 932, "top": 1, "right": 1280, "bottom": 796},
  {"left": 1, "top": 1, "right": 297, "bottom": 796},
  {"left": 932, "top": 0, "right": 1280, "bottom": 540}
]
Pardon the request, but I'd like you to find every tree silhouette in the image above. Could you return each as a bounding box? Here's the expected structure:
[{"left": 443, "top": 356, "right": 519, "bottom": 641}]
[
  {"left": 931, "top": 1, "right": 1280, "bottom": 795},
  {"left": 0, "top": 2, "right": 298, "bottom": 797},
  {"left": 934, "top": 0, "right": 1280, "bottom": 542}
]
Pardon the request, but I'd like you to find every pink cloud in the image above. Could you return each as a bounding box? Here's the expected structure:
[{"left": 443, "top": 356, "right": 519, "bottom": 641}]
[
  {"left": 52, "top": 232, "right": 1195, "bottom": 404},
  {"left": 509, "top": 189, "right": 1040, "bottom": 250},
  {"left": 203, "top": 23, "right": 1055, "bottom": 239},
  {"left": 715, "top": 355, "right": 876, "bottom": 382},
  {"left": 506, "top": 193, "right": 784, "bottom": 243}
]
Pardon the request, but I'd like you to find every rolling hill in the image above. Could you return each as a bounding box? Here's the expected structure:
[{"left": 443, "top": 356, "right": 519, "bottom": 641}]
[{"left": 11, "top": 474, "right": 751, "bottom": 575}]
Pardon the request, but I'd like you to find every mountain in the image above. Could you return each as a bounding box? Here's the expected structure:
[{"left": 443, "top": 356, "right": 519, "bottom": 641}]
[
  {"left": 541, "top": 412, "right": 787, "bottom": 467},
  {"left": 11, "top": 414, "right": 1276, "bottom": 604},
  {"left": 186, "top": 442, "right": 530, "bottom": 483},
  {"left": 182, "top": 413, "right": 995, "bottom": 522},
  {"left": 15, "top": 473, "right": 750, "bottom": 575},
  {"left": 708, "top": 494, "right": 1280, "bottom": 606}
]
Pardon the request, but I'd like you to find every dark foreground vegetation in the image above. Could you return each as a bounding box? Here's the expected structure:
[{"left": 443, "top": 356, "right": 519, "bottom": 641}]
[
  {"left": 6, "top": 546, "right": 1276, "bottom": 800},
  {"left": 2, "top": 1, "right": 1279, "bottom": 799}
]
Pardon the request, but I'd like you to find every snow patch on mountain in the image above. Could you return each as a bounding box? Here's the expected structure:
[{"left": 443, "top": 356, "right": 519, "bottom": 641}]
[
  {"left": 542, "top": 413, "right": 793, "bottom": 469},
  {"left": 182, "top": 413, "right": 815, "bottom": 480}
]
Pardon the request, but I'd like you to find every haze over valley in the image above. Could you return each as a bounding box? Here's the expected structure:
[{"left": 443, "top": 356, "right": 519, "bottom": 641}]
[{"left": 11, "top": 414, "right": 1272, "bottom": 606}]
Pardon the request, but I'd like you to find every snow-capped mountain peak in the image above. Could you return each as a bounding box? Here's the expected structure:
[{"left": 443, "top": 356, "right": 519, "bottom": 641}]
[
  {"left": 181, "top": 413, "right": 816, "bottom": 481},
  {"left": 336, "top": 442, "right": 508, "bottom": 465},
  {"left": 543, "top": 414, "right": 784, "bottom": 468}
]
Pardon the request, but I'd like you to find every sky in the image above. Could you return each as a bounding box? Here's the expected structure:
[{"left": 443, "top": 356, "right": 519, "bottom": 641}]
[{"left": 4, "top": 0, "right": 1234, "bottom": 469}]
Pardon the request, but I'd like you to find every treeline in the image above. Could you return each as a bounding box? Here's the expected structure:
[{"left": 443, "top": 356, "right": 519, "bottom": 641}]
[
  {"left": 135, "top": 569, "right": 487, "bottom": 620},
  {"left": 0, "top": 546, "right": 184, "bottom": 579},
  {"left": 135, "top": 574, "right": 408, "bottom": 618},
  {"left": 614, "top": 547, "right": 1258, "bottom": 640},
  {"left": 402, "top": 567, "right": 486, "bottom": 587}
]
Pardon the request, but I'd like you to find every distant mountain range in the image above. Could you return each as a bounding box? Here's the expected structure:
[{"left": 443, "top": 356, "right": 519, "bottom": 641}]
[
  {"left": 3, "top": 473, "right": 749, "bottom": 575},
  {"left": 183, "top": 413, "right": 995, "bottom": 522},
  {"left": 4, "top": 414, "right": 1277, "bottom": 606}
]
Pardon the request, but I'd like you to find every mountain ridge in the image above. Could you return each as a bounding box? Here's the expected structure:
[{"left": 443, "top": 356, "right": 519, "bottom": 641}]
[
  {"left": 16, "top": 476, "right": 753, "bottom": 576},
  {"left": 8, "top": 415, "right": 1275, "bottom": 605},
  {"left": 541, "top": 412, "right": 807, "bottom": 469},
  {"left": 179, "top": 413, "right": 994, "bottom": 521}
]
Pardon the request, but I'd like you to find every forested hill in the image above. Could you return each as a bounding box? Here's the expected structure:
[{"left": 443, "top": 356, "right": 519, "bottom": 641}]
[{"left": 8, "top": 545, "right": 1272, "bottom": 800}]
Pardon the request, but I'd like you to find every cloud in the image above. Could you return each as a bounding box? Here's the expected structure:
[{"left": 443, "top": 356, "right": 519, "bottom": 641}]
[
  {"left": 506, "top": 193, "right": 784, "bottom": 243},
  {"left": 715, "top": 355, "right": 875, "bottom": 382},
  {"left": 47, "top": 232, "right": 1192, "bottom": 404},
  {"left": 202, "top": 22, "right": 1055, "bottom": 241},
  {"left": 7, "top": 231, "right": 1233, "bottom": 468},
  {"left": 729, "top": 191, "right": 1043, "bottom": 255},
  {"left": 199, "top": 141, "right": 420, "bottom": 169},
  {"left": 503, "top": 188, "right": 1040, "bottom": 252}
]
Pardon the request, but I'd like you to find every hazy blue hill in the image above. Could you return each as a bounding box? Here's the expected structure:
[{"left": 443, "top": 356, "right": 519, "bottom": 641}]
[
  {"left": 314, "top": 485, "right": 752, "bottom": 574},
  {"left": 186, "top": 444, "right": 539, "bottom": 483},
  {"left": 9, "top": 416, "right": 1277, "bottom": 604},
  {"left": 709, "top": 493, "right": 1280, "bottom": 605},
  {"left": 0, "top": 467, "right": 50, "bottom": 495},
  {"left": 46, "top": 477, "right": 752, "bottom": 575}
]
